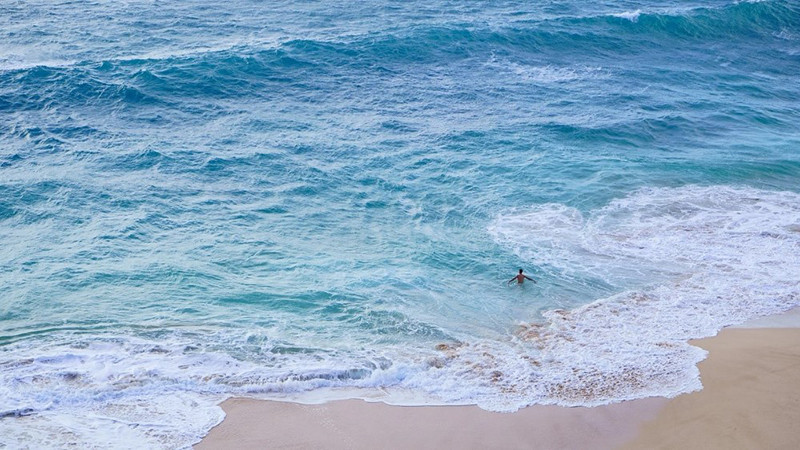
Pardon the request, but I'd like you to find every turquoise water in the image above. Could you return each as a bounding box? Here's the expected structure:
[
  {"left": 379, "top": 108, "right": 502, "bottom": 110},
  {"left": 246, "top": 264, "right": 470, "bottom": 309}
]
[{"left": 2, "top": 0, "right": 800, "bottom": 447}]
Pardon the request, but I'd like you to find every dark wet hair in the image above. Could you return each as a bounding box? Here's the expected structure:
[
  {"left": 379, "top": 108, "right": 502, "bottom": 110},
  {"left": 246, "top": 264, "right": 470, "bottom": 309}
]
[{"left": 518, "top": 269, "right": 523, "bottom": 273}]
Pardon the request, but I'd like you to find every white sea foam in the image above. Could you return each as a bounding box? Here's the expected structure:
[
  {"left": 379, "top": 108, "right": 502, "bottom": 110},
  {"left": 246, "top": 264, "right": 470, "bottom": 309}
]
[
  {"left": 478, "top": 185, "right": 800, "bottom": 410},
  {"left": 0, "top": 337, "right": 227, "bottom": 449},
  {"left": 612, "top": 10, "right": 642, "bottom": 22},
  {"left": 484, "top": 54, "right": 605, "bottom": 84},
  {"left": 0, "top": 332, "right": 434, "bottom": 448}
]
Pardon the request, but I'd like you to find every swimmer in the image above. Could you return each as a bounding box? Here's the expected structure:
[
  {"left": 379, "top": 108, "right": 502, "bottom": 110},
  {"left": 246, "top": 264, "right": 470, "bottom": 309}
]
[{"left": 508, "top": 268, "right": 537, "bottom": 285}]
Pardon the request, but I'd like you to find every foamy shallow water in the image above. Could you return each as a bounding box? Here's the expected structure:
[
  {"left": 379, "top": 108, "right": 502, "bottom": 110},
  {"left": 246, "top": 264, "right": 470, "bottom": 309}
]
[
  {"left": 2, "top": 184, "right": 798, "bottom": 448},
  {"left": 2, "top": 0, "right": 800, "bottom": 448}
]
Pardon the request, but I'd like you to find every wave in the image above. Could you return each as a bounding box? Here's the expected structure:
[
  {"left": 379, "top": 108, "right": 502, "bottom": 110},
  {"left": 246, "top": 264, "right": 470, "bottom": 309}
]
[
  {"left": 568, "top": 1, "right": 799, "bottom": 40},
  {"left": 2, "top": 0, "right": 796, "bottom": 106}
]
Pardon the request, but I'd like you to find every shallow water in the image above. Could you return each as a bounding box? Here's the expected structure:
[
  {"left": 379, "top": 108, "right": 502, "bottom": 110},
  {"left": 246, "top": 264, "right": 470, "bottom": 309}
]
[{"left": 2, "top": 0, "right": 800, "bottom": 448}]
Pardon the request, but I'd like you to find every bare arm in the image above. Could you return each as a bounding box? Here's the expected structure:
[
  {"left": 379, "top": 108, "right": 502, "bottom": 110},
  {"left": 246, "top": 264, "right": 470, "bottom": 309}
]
[{"left": 524, "top": 275, "right": 537, "bottom": 284}]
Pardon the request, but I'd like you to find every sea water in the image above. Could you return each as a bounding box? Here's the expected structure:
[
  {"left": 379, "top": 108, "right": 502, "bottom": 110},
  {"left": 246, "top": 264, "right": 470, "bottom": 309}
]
[{"left": 1, "top": 0, "right": 799, "bottom": 447}]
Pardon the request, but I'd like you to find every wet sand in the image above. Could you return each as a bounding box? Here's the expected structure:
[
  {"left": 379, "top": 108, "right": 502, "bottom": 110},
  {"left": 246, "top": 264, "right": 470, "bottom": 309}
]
[{"left": 195, "top": 396, "right": 665, "bottom": 450}]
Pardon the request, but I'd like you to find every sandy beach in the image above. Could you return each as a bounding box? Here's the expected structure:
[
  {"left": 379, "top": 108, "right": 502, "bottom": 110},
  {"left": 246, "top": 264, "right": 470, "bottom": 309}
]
[
  {"left": 196, "top": 311, "right": 800, "bottom": 449},
  {"left": 623, "top": 327, "right": 800, "bottom": 450}
]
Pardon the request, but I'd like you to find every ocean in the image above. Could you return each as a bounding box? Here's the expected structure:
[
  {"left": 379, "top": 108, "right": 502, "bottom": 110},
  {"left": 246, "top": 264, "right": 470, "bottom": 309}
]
[{"left": 1, "top": 0, "right": 799, "bottom": 447}]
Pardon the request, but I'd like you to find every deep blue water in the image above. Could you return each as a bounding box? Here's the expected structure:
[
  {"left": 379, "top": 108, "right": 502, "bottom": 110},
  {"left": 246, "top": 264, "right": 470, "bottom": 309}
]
[{"left": 2, "top": 1, "right": 800, "bottom": 447}]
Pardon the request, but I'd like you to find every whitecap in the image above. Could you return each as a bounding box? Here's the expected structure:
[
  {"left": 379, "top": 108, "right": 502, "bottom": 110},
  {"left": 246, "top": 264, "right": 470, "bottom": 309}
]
[{"left": 612, "top": 10, "right": 642, "bottom": 22}]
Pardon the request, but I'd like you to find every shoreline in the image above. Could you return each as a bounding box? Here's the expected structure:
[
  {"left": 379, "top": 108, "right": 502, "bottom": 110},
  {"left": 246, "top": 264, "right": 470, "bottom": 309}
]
[{"left": 196, "top": 309, "right": 800, "bottom": 449}]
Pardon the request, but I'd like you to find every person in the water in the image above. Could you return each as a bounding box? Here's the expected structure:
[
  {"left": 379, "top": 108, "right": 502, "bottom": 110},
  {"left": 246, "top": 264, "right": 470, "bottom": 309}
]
[{"left": 508, "top": 268, "right": 537, "bottom": 285}]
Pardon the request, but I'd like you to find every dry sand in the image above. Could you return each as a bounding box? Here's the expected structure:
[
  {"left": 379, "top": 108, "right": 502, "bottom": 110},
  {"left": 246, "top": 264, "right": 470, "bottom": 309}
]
[
  {"left": 196, "top": 321, "right": 800, "bottom": 449},
  {"left": 623, "top": 328, "right": 800, "bottom": 450}
]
